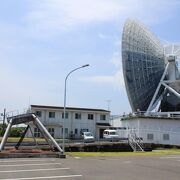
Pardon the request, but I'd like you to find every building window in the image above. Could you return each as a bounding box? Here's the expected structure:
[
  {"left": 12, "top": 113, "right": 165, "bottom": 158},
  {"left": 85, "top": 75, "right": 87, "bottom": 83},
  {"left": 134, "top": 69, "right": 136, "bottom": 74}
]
[
  {"left": 62, "top": 112, "right": 68, "bottom": 119},
  {"left": 75, "top": 113, "right": 81, "bottom": 119},
  {"left": 48, "top": 128, "right": 55, "bottom": 137},
  {"left": 88, "top": 114, "right": 94, "bottom": 120},
  {"left": 36, "top": 111, "right": 41, "bottom": 117},
  {"left": 100, "top": 114, "right": 106, "bottom": 120},
  {"left": 75, "top": 128, "right": 78, "bottom": 134},
  {"left": 65, "top": 128, "right": 68, "bottom": 134},
  {"left": 49, "top": 112, "right": 55, "bottom": 118},
  {"left": 147, "top": 134, "right": 153, "bottom": 140},
  {"left": 163, "top": 134, "right": 169, "bottom": 141},
  {"left": 34, "top": 128, "right": 41, "bottom": 137}
]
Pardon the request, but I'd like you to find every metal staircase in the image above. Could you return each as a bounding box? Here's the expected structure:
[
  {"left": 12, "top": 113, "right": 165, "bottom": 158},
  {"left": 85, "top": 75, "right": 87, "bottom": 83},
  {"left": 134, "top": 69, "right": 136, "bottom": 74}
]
[{"left": 128, "top": 131, "right": 144, "bottom": 152}]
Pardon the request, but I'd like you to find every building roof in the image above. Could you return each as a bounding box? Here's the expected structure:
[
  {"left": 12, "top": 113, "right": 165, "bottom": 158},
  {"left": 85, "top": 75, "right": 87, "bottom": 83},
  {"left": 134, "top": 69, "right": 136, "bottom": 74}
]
[{"left": 31, "top": 105, "right": 110, "bottom": 113}]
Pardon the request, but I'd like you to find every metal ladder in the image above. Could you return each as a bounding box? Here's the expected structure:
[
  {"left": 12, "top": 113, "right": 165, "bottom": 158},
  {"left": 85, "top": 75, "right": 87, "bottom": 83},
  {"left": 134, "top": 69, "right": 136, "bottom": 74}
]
[{"left": 128, "top": 131, "right": 144, "bottom": 152}]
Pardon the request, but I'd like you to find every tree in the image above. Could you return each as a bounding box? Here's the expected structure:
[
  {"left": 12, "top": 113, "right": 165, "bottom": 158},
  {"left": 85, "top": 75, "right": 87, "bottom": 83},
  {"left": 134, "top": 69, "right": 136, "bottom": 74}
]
[{"left": 0, "top": 123, "right": 7, "bottom": 136}]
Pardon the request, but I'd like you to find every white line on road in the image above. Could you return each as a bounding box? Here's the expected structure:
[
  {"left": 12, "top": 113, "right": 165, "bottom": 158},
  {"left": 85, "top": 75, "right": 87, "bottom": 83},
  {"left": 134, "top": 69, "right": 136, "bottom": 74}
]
[
  {"left": 123, "top": 161, "right": 132, "bottom": 164},
  {"left": 74, "top": 157, "right": 81, "bottom": 159},
  {"left": 0, "top": 163, "right": 61, "bottom": 167},
  {"left": 0, "top": 159, "right": 52, "bottom": 163},
  {"left": 0, "top": 168, "right": 70, "bottom": 173},
  {"left": 0, "top": 175, "right": 82, "bottom": 180},
  {"left": 160, "top": 156, "right": 180, "bottom": 159}
]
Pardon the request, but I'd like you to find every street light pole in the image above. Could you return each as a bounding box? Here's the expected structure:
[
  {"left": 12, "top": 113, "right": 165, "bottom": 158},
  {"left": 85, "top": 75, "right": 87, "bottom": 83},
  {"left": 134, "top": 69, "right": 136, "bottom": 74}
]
[
  {"left": 62, "top": 64, "right": 89, "bottom": 153},
  {"left": 2, "top": 109, "right": 6, "bottom": 135}
]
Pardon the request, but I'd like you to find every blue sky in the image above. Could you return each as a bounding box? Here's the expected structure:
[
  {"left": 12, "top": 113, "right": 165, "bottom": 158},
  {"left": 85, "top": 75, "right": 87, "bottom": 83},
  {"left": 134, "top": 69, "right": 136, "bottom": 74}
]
[{"left": 0, "top": 0, "right": 180, "bottom": 116}]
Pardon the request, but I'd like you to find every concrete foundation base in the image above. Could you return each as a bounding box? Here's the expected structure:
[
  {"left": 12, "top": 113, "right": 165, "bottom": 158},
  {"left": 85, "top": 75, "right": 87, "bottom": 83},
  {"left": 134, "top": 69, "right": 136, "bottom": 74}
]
[
  {"left": 0, "top": 149, "right": 66, "bottom": 159},
  {"left": 59, "top": 154, "right": 66, "bottom": 158}
]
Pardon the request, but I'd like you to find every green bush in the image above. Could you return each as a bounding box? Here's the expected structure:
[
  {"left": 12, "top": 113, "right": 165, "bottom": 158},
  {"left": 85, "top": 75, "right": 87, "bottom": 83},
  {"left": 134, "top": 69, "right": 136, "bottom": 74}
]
[
  {"left": 0, "top": 124, "right": 25, "bottom": 137},
  {"left": 9, "top": 127, "right": 24, "bottom": 137}
]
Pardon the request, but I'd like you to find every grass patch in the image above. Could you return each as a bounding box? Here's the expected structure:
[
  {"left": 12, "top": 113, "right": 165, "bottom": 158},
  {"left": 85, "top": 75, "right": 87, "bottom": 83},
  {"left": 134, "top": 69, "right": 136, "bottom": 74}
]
[
  {"left": 67, "top": 149, "right": 180, "bottom": 157},
  {"left": 0, "top": 137, "right": 46, "bottom": 142},
  {"left": 0, "top": 137, "right": 65, "bottom": 143}
]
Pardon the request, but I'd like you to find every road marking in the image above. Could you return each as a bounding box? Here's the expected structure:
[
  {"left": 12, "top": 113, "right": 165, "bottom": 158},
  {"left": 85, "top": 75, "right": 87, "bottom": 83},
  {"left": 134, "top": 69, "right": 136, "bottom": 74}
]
[
  {"left": 0, "top": 168, "right": 70, "bottom": 173},
  {"left": 0, "top": 163, "right": 61, "bottom": 167},
  {"left": 0, "top": 175, "right": 82, "bottom": 180},
  {"left": 0, "top": 159, "right": 52, "bottom": 163},
  {"left": 123, "top": 161, "right": 132, "bottom": 164},
  {"left": 160, "top": 156, "right": 180, "bottom": 159},
  {"left": 74, "top": 157, "right": 81, "bottom": 159}
]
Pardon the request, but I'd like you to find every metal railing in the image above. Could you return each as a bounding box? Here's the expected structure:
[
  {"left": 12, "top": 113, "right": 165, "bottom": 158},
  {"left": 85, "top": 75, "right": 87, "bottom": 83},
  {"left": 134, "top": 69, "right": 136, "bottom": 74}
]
[
  {"left": 120, "top": 111, "right": 180, "bottom": 119},
  {"left": 128, "top": 131, "right": 144, "bottom": 152}
]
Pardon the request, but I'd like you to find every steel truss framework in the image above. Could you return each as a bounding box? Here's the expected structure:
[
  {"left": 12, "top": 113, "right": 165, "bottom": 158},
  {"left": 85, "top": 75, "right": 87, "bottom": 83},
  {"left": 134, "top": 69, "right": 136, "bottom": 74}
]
[{"left": 0, "top": 113, "right": 63, "bottom": 153}]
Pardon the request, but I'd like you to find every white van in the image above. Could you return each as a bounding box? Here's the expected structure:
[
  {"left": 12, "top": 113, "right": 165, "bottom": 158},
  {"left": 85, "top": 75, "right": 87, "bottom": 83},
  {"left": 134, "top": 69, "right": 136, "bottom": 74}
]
[{"left": 103, "top": 129, "right": 119, "bottom": 141}]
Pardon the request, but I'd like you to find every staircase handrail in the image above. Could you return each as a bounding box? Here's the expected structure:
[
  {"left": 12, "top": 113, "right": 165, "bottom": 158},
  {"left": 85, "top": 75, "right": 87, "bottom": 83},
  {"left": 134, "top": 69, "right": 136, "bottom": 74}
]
[{"left": 128, "top": 131, "right": 144, "bottom": 152}]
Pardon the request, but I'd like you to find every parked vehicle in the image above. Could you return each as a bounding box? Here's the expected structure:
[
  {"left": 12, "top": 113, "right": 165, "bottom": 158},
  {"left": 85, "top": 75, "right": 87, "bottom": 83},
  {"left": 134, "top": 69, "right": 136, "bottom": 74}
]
[
  {"left": 103, "top": 129, "right": 119, "bottom": 141},
  {"left": 81, "top": 132, "right": 95, "bottom": 143}
]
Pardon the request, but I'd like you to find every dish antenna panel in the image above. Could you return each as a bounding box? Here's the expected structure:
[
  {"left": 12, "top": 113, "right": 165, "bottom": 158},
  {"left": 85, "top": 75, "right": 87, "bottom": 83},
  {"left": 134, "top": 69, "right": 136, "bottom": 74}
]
[{"left": 122, "top": 19, "right": 180, "bottom": 113}]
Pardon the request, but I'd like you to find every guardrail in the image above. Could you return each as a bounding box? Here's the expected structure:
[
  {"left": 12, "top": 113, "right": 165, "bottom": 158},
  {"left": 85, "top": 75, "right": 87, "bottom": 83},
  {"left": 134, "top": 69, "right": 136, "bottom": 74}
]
[{"left": 120, "top": 111, "right": 180, "bottom": 119}]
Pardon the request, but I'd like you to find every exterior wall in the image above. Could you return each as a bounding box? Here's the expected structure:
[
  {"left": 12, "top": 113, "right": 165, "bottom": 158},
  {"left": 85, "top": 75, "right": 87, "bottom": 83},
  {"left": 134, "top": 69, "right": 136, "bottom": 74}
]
[
  {"left": 112, "top": 116, "right": 180, "bottom": 145},
  {"left": 26, "top": 106, "right": 110, "bottom": 139},
  {"left": 122, "top": 118, "right": 180, "bottom": 132},
  {"left": 111, "top": 116, "right": 123, "bottom": 127}
]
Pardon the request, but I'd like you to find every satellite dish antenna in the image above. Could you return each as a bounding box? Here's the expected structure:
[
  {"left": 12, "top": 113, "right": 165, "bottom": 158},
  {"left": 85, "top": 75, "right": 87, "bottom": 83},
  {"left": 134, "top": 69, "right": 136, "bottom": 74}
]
[{"left": 122, "top": 19, "right": 180, "bottom": 113}]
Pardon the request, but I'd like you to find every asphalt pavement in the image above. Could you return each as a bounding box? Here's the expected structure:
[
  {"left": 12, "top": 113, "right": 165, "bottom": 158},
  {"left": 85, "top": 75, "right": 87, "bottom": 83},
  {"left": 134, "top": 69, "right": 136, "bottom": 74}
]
[{"left": 0, "top": 155, "right": 180, "bottom": 179}]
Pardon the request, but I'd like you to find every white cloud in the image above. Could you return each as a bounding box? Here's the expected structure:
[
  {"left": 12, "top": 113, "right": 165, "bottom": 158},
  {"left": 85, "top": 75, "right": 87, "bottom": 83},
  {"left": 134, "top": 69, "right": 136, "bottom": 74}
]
[
  {"left": 25, "top": 0, "right": 180, "bottom": 37},
  {"left": 98, "top": 33, "right": 117, "bottom": 40},
  {"left": 110, "top": 52, "right": 121, "bottom": 68},
  {"left": 0, "top": 61, "right": 62, "bottom": 111},
  {"left": 79, "top": 32, "right": 125, "bottom": 89},
  {"left": 98, "top": 33, "right": 109, "bottom": 40},
  {"left": 25, "top": 0, "right": 124, "bottom": 36},
  {"left": 80, "top": 69, "right": 124, "bottom": 90},
  {"left": 80, "top": 48, "right": 125, "bottom": 90}
]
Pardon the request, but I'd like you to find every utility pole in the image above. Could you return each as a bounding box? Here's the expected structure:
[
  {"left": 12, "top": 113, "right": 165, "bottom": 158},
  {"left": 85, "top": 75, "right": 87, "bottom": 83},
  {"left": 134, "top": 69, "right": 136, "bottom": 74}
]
[
  {"left": 2, "top": 108, "right": 6, "bottom": 136},
  {"left": 106, "top": 100, "right": 111, "bottom": 111}
]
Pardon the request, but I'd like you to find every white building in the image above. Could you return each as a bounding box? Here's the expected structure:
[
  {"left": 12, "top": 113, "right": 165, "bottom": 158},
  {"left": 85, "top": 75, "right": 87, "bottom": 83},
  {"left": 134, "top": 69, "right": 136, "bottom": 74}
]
[
  {"left": 111, "top": 113, "right": 180, "bottom": 145},
  {"left": 27, "top": 105, "right": 110, "bottom": 139}
]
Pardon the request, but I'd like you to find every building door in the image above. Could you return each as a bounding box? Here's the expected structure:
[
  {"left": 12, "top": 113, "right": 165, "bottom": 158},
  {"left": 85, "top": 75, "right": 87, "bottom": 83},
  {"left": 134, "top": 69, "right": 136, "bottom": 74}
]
[{"left": 99, "top": 129, "right": 105, "bottom": 139}]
